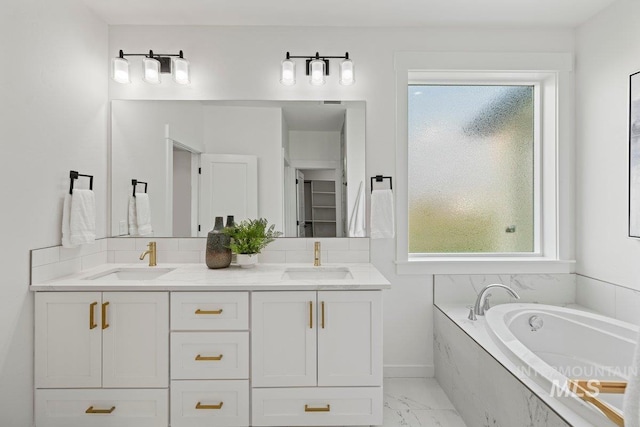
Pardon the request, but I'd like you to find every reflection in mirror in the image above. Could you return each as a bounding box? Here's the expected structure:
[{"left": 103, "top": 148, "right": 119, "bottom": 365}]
[{"left": 110, "top": 100, "right": 366, "bottom": 238}]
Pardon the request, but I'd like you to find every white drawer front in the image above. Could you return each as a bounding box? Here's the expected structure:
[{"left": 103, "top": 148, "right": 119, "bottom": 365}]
[
  {"left": 171, "top": 332, "right": 249, "bottom": 379},
  {"left": 171, "top": 292, "right": 249, "bottom": 331},
  {"left": 171, "top": 380, "right": 249, "bottom": 427},
  {"left": 251, "top": 387, "right": 382, "bottom": 426},
  {"left": 35, "top": 388, "right": 168, "bottom": 427}
]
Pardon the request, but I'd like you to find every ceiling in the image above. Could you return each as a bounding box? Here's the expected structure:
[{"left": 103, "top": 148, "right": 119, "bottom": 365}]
[{"left": 82, "top": 0, "right": 616, "bottom": 27}]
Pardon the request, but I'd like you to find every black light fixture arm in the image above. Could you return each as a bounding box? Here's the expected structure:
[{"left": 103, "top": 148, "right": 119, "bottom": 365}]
[
  {"left": 285, "top": 51, "right": 350, "bottom": 76},
  {"left": 117, "top": 49, "right": 185, "bottom": 73},
  {"left": 118, "top": 49, "right": 184, "bottom": 58},
  {"left": 285, "top": 51, "right": 350, "bottom": 60}
]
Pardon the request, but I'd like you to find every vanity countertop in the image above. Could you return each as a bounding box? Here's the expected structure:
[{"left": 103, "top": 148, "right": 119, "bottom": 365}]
[{"left": 30, "top": 263, "right": 391, "bottom": 291}]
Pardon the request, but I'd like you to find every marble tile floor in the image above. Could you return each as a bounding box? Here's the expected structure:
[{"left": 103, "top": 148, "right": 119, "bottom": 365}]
[{"left": 381, "top": 378, "right": 468, "bottom": 427}]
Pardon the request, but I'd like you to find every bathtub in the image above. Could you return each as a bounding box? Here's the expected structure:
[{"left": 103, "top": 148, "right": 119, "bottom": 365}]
[{"left": 485, "top": 304, "right": 637, "bottom": 426}]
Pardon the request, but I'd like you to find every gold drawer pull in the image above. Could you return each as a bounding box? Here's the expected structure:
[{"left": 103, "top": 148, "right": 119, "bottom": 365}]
[
  {"left": 195, "top": 354, "right": 223, "bottom": 361},
  {"left": 85, "top": 406, "right": 116, "bottom": 414},
  {"left": 196, "top": 401, "right": 224, "bottom": 410},
  {"left": 195, "top": 309, "right": 223, "bottom": 315},
  {"left": 101, "top": 302, "right": 109, "bottom": 330},
  {"left": 305, "top": 404, "right": 330, "bottom": 412},
  {"left": 89, "top": 302, "right": 98, "bottom": 330}
]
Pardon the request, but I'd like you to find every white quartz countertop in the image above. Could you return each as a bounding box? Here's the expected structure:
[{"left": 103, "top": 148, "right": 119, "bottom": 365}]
[{"left": 30, "top": 263, "right": 391, "bottom": 291}]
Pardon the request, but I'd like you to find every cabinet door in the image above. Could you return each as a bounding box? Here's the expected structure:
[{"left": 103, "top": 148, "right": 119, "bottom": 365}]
[
  {"left": 252, "top": 291, "right": 317, "bottom": 387},
  {"left": 35, "top": 292, "right": 102, "bottom": 388},
  {"left": 317, "top": 291, "right": 382, "bottom": 386},
  {"left": 102, "top": 292, "right": 168, "bottom": 388}
]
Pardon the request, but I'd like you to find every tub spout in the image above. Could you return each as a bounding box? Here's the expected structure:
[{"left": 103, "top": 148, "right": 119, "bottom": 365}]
[{"left": 473, "top": 284, "right": 520, "bottom": 316}]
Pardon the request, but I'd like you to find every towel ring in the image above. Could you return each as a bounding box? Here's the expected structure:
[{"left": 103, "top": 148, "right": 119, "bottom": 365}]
[
  {"left": 132, "top": 179, "right": 148, "bottom": 197},
  {"left": 69, "top": 170, "right": 94, "bottom": 195},
  {"left": 370, "top": 175, "right": 392, "bottom": 193}
]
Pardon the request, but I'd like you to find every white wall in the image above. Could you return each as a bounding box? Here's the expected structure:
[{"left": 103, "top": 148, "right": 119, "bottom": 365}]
[
  {"left": 111, "top": 101, "right": 204, "bottom": 236},
  {"left": 202, "top": 105, "right": 284, "bottom": 231},
  {"left": 576, "top": 0, "right": 640, "bottom": 290},
  {"left": 109, "top": 25, "right": 574, "bottom": 377},
  {"left": 0, "top": 1, "right": 108, "bottom": 425},
  {"left": 289, "top": 131, "right": 341, "bottom": 161}
]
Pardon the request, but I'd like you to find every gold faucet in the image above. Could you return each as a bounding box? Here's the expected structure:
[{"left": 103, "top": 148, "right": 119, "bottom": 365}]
[
  {"left": 140, "top": 241, "right": 157, "bottom": 266},
  {"left": 314, "top": 241, "right": 321, "bottom": 267}
]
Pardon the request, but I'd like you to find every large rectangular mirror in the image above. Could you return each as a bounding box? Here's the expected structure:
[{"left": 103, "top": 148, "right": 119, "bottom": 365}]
[{"left": 110, "top": 100, "right": 366, "bottom": 238}]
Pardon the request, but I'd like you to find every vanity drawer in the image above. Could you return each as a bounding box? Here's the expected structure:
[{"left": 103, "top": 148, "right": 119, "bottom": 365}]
[
  {"left": 251, "top": 386, "right": 382, "bottom": 426},
  {"left": 171, "top": 380, "right": 249, "bottom": 427},
  {"left": 171, "top": 292, "right": 249, "bottom": 330},
  {"left": 171, "top": 332, "right": 249, "bottom": 379},
  {"left": 35, "top": 388, "right": 168, "bottom": 427}
]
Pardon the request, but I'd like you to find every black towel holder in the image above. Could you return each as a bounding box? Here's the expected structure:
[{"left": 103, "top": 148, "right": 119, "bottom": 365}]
[
  {"left": 132, "top": 179, "right": 148, "bottom": 197},
  {"left": 370, "top": 175, "right": 392, "bottom": 193},
  {"left": 69, "top": 170, "right": 94, "bottom": 195}
]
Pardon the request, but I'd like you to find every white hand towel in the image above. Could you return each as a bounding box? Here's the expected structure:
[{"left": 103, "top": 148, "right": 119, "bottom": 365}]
[
  {"left": 348, "top": 181, "right": 366, "bottom": 237},
  {"left": 128, "top": 195, "right": 138, "bottom": 236},
  {"left": 69, "top": 189, "right": 96, "bottom": 246},
  {"left": 135, "top": 193, "right": 153, "bottom": 236},
  {"left": 624, "top": 328, "right": 640, "bottom": 427},
  {"left": 370, "top": 189, "right": 395, "bottom": 239},
  {"left": 61, "top": 194, "right": 77, "bottom": 248}
]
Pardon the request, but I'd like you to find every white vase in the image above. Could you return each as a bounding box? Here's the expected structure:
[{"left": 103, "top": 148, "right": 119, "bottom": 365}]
[{"left": 236, "top": 253, "right": 258, "bottom": 268}]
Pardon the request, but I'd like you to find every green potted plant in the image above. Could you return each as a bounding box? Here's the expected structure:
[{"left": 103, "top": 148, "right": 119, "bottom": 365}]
[{"left": 223, "top": 218, "right": 282, "bottom": 268}]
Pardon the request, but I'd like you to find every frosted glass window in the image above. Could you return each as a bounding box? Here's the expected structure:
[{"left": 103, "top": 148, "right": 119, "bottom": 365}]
[{"left": 408, "top": 85, "right": 535, "bottom": 254}]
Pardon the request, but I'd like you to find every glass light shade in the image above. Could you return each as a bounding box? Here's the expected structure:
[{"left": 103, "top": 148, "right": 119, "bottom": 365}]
[
  {"left": 309, "top": 59, "right": 326, "bottom": 86},
  {"left": 143, "top": 57, "right": 161, "bottom": 84},
  {"left": 172, "top": 57, "right": 190, "bottom": 85},
  {"left": 339, "top": 58, "right": 355, "bottom": 86},
  {"left": 280, "top": 59, "right": 296, "bottom": 86},
  {"left": 111, "top": 57, "right": 130, "bottom": 84}
]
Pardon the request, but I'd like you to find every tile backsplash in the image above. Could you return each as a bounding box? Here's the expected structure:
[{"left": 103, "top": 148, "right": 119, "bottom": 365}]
[
  {"left": 576, "top": 274, "right": 640, "bottom": 325},
  {"left": 31, "top": 239, "right": 108, "bottom": 284},
  {"left": 434, "top": 273, "right": 577, "bottom": 306},
  {"left": 31, "top": 237, "right": 370, "bottom": 284}
]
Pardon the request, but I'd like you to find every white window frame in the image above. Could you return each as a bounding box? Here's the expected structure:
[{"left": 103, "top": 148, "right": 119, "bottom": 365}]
[{"left": 394, "top": 52, "right": 575, "bottom": 275}]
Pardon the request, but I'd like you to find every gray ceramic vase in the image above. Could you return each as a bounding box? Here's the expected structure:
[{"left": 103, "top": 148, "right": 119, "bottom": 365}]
[{"left": 206, "top": 216, "right": 232, "bottom": 269}]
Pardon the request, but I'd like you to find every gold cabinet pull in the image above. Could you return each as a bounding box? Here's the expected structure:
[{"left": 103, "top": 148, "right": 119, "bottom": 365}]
[
  {"left": 305, "top": 404, "right": 330, "bottom": 412},
  {"left": 195, "top": 309, "right": 223, "bottom": 315},
  {"left": 309, "top": 301, "right": 313, "bottom": 329},
  {"left": 196, "top": 401, "right": 224, "bottom": 410},
  {"left": 321, "top": 301, "right": 325, "bottom": 329},
  {"left": 101, "top": 302, "right": 109, "bottom": 330},
  {"left": 85, "top": 406, "right": 116, "bottom": 414},
  {"left": 89, "top": 302, "right": 98, "bottom": 330},
  {"left": 195, "top": 354, "right": 223, "bottom": 361}
]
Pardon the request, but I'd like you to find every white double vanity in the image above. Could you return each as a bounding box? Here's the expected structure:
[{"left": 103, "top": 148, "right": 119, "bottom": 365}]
[{"left": 31, "top": 261, "right": 389, "bottom": 427}]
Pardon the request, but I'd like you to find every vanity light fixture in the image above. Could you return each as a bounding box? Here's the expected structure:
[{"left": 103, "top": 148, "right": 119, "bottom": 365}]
[
  {"left": 111, "top": 50, "right": 190, "bottom": 85},
  {"left": 280, "top": 52, "right": 354, "bottom": 86}
]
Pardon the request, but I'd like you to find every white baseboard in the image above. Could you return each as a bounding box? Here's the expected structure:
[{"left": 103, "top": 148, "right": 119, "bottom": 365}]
[{"left": 384, "top": 364, "right": 434, "bottom": 378}]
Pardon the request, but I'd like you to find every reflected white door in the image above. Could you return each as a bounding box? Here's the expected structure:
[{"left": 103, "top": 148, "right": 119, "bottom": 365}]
[
  {"left": 296, "top": 170, "right": 305, "bottom": 237},
  {"left": 199, "top": 154, "right": 258, "bottom": 236}
]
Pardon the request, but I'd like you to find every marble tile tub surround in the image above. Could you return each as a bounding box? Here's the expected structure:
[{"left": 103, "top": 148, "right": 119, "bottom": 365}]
[
  {"left": 382, "top": 377, "right": 467, "bottom": 427},
  {"left": 434, "top": 273, "right": 577, "bottom": 307},
  {"left": 576, "top": 274, "right": 640, "bottom": 325},
  {"left": 434, "top": 307, "right": 579, "bottom": 427},
  {"left": 31, "top": 237, "right": 369, "bottom": 284}
]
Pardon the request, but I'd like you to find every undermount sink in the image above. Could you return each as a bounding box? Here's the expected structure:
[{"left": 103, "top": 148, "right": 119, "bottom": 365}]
[
  {"left": 85, "top": 268, "right": 175, "bottom": 281},
  {"left": 281, "top": 267, "right": 353, "bottom": 280}
]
